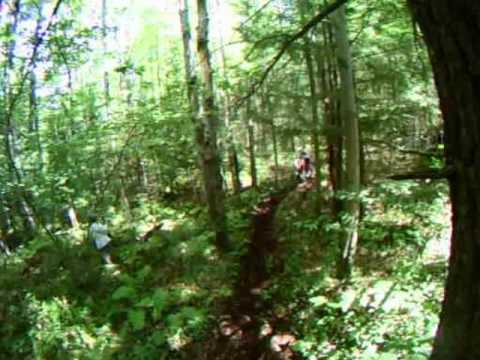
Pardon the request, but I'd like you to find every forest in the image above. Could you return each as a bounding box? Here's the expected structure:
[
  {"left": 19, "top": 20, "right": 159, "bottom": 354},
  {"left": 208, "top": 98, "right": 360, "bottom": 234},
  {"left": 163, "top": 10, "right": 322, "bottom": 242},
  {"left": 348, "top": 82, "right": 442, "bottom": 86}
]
[{"left": 0, "top": 0, "right": 478, "bottom": 359}]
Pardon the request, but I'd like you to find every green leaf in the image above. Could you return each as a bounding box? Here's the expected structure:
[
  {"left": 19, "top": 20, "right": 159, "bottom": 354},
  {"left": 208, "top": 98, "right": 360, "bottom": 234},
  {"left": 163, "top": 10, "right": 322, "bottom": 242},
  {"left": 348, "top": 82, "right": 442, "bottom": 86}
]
[
  {"left": 151, "top": 330, "right": 165, "bottom": 346},
  {"left": 152, "top": 288, "right": 169, "bottom": 320},
  {"left": 136, "top": 297, "right": 153, "bottom": 308},
  {"left": 112, "top": 286, "right": 137, "bottom": 301},
  {"left": 128, "top": 309, "right": 146, "bottom": 331}
]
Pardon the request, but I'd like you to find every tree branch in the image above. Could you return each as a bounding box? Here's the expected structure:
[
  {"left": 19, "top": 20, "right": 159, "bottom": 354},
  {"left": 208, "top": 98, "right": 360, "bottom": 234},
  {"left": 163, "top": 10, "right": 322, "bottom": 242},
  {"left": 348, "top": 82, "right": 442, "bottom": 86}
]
[
  {"left": 238, "top": 0, "right": 276, "bottom": 29},
  {"left": 234, "top": 0, "right": 349, "bottom": 108}
]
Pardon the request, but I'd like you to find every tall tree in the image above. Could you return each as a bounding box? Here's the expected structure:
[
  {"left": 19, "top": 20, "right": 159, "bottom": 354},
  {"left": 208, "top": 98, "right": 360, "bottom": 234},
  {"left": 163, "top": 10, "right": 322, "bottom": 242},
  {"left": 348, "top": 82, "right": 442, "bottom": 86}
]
[
  {"left": 179, "top": 0, "right": 230, "bottom": 252},
  {"left": 332, "top": 4, "right": 360, "bottom": 279},
  {"left": 196, "top": 0, "right": 230, "bottom": 251},
  {"left": 407, "top": 1, "right": 480, "bottom": 358}
]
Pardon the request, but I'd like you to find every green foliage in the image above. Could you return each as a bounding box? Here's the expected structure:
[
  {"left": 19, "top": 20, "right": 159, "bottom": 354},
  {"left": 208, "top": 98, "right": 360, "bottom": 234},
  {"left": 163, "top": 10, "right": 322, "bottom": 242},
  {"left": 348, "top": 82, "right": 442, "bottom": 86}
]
[
  {"left": 360, "top": 181, "right": 449, "bottom": 253},
  {"left": 26, "top": 295, "right": 114, "bottom": 359},
  {"left": 0, "top": 200, "right": 235, "bottom": 359}
]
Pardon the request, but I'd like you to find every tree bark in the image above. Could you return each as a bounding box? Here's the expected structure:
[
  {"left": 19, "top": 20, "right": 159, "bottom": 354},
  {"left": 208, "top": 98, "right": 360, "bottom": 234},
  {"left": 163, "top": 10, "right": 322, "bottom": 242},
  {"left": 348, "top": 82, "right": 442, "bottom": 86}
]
[
  {"left": 180, "top": 0, "right": 230, "bottom": 252},
  {"left": 319, "top": 21, "right": 343, "bottom": 214},
  {"left": 332, "top": 5, "right": 360, "bottom": 279},
  {"left": 407, "top": 1, "right": 480, "bottom": 359},
  {"left": 196, "top": 0, "right": 230, "bottom": 251}
]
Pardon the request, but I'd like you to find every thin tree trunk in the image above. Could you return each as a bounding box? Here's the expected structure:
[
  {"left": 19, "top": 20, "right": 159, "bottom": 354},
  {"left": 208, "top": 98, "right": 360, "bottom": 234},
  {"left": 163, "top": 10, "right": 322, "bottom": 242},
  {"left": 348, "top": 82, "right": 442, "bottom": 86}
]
[
  {"left": 102, "top": 0, "right": 110, "bottom": 117},
  {"left": 304, "top": 41, "right": 321, "bottom": 193},
  {"left": 299, "top": 0, "right": 321, "bottom": 194},
  {"left": 29, "top": 72, "right": 43, "bottom": 169},
  {"left": 214, "top": 0, "right": 242, "bottom": 194},
  {"left": 246, "top": 97, "right": 258, "bottom": 188},
  {"left": 407, "top": 1, "right": 480, "bottom": 358},
  {"left": 264, "top": 93, "right": 279, "bottom": 186},
  {"left": 332, "top": 5, "right": 360, "bottom": 279},
  {"left": 29, "top": 0, "right": 44, "bottom": 169},
  {"left": 136, "top": 156, "right": 148, "bottom": 193}
]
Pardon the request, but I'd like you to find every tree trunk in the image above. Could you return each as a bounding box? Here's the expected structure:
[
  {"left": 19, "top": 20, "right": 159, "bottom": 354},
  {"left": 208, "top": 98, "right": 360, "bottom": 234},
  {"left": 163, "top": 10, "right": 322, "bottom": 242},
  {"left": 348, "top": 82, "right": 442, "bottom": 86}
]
[
  {"left": 136, "top": 156, "right": 148, "bottom": 194},
  {"left": 332, "top": 5, "right": 360, "bottom": 279},
  {"left": 214, "top": 0, "right": 242, "bottom": 194},
  {"left": 263, "top": 92, "right": 279, "bottom": 186},
  {"left": 299, "top": 0, "right": 321, "bottom": 195},
  {"left": 2, "top": 0, "right": 37, "bottom": 235},
  {"left": 319, "top": 21, "right": 342, "bottom": 214},
  {"left": 246, "top": 97, "right": 258, "bottom": 188},
  {"left": 179, "top": 0, "right": 230, "bottom": 252},
  {"left": 407, "top": 1, "right": 480, "bottom": 358},
  {"left": 196, "top": 0, "right": 230, "bottom": 251},
  {"left": 29, "top": 1, "right": 44, "bottom": 170},
  {"left": 304, "top": 41, "right": 321, "bottom": 193},
  {"left": 29, "top": 71, "right": 43, "bottom": 169},
  {"left": 102, "top": 0, "right": 110, "bottom": 117}
]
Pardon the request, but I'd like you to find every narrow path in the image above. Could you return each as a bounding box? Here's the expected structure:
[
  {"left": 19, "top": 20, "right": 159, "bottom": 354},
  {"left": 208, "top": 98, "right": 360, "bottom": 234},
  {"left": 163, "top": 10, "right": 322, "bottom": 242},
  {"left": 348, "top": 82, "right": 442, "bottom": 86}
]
[{"left": 207, "top": 182, "right": 303, "bottom": 360}]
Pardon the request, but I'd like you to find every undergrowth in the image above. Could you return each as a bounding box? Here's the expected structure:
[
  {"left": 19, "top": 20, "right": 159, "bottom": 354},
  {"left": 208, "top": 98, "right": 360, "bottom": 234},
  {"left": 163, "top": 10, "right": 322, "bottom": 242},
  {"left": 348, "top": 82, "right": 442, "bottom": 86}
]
[
  {"left": 0, "top": 180, "right": 449, "bottom": 359},
  {"left": 270, "top": 180, "right": 448, "bottom": 359}
]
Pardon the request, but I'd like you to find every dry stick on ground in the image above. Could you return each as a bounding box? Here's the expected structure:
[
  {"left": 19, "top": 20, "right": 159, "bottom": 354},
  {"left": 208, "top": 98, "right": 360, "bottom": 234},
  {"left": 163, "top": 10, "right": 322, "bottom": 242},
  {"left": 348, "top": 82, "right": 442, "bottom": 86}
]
[{"left": 233, "top": 0, "right": 349, "bottom": 109}]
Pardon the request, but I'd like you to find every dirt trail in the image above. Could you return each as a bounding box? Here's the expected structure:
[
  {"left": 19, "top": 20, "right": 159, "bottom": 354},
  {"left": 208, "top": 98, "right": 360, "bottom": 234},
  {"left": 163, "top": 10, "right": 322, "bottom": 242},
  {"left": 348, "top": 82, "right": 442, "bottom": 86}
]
[{"left": 206, "top": 183, "right": 303, "bottom": 360}]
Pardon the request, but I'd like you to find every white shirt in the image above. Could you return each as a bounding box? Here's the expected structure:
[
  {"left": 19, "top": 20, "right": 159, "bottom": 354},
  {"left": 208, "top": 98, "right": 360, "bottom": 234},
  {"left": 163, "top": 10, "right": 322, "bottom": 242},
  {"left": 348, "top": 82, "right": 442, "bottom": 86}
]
[{"left": 89, "top": 222, "right": 111, "bottom": 250}]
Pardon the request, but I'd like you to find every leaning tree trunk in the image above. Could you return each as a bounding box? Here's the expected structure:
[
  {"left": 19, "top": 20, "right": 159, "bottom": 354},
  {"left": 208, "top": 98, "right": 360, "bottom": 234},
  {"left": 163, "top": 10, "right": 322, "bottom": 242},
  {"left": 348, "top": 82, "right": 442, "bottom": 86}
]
[
  {"left": 332, "top": 5, "right": 360, "bottom": 280},
  {"left": 407, "top": 1, "right": 480, "bottom": 359}
]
